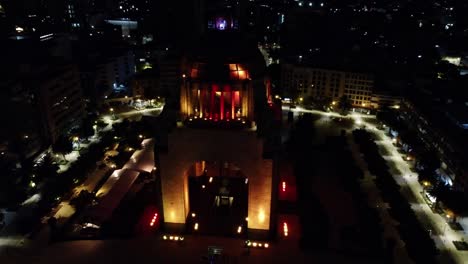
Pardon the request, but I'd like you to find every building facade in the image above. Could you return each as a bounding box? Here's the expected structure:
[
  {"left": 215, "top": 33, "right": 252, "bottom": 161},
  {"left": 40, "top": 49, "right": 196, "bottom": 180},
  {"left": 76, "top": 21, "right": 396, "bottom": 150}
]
[
  {"left": 281, "top": 63, "right": 374, "bottom": 107},
  {"left": 79, "top": 49, "right": 135, "bottom": 104},
  {"left": 0, "top": 79, "right": 43, "bottom": 159},
  {"left": 131, "top": 69, "right": 160, "bottom": 98},
  {"left": 370, "top": 93, "right": 402, "bottom": 109},
  {"left": 36, "top": 63, "right": 85, "bottom": 144},
  {"left": 400, "top": 101, "right": 468, "bottom": 191}
]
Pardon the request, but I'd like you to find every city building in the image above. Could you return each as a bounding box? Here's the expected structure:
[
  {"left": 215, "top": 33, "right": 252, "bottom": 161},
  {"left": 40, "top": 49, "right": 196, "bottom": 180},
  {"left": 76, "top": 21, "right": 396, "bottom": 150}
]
[
  {"left": 281, "top": 63, "right": 374, "bottom": 107},
  {"left": 159, "top": 53, "right": 183, "bottom": 100},
  {"left": 370, "top": 92, "right": 402, "bottom": 109},
  {"left": 34, "top": 63, "right": 85, "bottom": 144},
  {"left": 105, "top": 19, "right": 138, "bottom": 39},
  {"left": 1, "top": 62, "right": 85, "bottom": 147},
  {"left": 77, "top": 47, "right": 136, "bottom": 105},
  {"left": 131, "top": 69, "right": 160, "bottom": 98},
  {"left": 0, "top": 79, "right": 44, "bottom": 159},
  {"left": 400, "top": 100, "right": 468, "bottom": 191}
]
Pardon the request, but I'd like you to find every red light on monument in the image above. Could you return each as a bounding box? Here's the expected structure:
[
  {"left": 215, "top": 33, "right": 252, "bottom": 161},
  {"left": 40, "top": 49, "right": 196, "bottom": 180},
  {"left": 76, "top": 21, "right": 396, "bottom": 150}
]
[
  {"left": 282, "top": 181, "right": 286, "bottom": 192},
  {"left": 283, "top": 222, "right": 289, "bottom": 237}
]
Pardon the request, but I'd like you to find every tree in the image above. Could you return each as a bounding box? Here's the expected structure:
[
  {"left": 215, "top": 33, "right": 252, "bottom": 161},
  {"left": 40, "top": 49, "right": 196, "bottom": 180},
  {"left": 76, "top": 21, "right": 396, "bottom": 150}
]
[
  {"left": 428, "top": 183, "right": 450, "bottom": 210},
  {"left": 80, "top": 120, "right": 95, "bottom": 139},
  {"left": 416, "top": 149, "right": 440, "bottom": 173},
  {"left": 34, "top": 154, "right": 59, "bottom": 181},
  {"left": 302, "top": 96, "right": 315, "bottom": 108},
  {"left": 96, "top": 119, "right": 107, "bottom": 130},
  {"left": 288, "top": 113, "right": 315, "bottom": 157},
  {"left": 418, "top": 168, "right": 438, "bottom": 187},
  {"left": 433, "top": 60, "right": 459, "bottom": 80},
  {"left": 8, "top": 137, "right": 28, "bottom": 163},
  {"left": 440, "top": 191, "right": 468, "bottom": 223},
  {"left": 47, "top": 216, "right": 57, "bottom": 230},
  {"left": 311, "top": 96, "right": 332, "bottom": 110},
  {"left": 399, "top": 130, "right": 424, "bottom": 154},
  {"left": 70, "top": 190, "right": 93, "bottom": 209},
  {"left": 52, "top": 136, "right": 73, "bottom": 161},
  {"left": 338, "top": 95, "right": 351, "bottom": 114}
]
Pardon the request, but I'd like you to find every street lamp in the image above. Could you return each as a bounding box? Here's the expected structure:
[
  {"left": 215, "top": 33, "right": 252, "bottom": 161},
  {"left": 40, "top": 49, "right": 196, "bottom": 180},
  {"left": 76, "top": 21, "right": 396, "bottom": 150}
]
[
  {"left": 73, "top": 136, "right": 80, "bottom": 149},
  {"left": 109, "top": 108, "right": 115, "bottom": 119}
]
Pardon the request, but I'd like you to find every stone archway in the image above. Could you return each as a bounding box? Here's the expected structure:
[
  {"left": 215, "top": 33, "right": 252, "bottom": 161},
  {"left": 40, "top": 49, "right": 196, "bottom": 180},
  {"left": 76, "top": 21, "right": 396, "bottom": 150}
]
[
  {"left": 158, "top": 128, "right": 273, "bottom": 233},
  {"left": 185, "top": 161, "right": 249, "bottom": 236}
]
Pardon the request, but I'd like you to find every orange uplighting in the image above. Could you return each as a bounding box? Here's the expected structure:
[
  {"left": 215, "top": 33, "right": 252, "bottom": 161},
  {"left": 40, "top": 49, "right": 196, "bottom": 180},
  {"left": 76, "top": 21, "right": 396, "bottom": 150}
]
[
  {"left": 283, "top": 222, "right": 289, "bottom": 237},
  {"left": 229, "top": 64, "right": 237, "bottom": 71},
  {"left": 282, "top": 181, "right": 286, "bottom": 192},
  {"left": 190, "top": 69, "right": 198, "bottom": 78},
  {"left": 238, "top": 70, "right": 247, "bottom": 79},
  {"left": 229, "top": 64, "right": 249, "bottom": 80}
]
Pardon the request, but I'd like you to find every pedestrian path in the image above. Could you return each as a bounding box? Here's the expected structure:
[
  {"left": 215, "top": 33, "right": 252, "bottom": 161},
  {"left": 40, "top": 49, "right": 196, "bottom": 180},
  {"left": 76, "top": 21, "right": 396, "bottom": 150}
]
[{"left": 347, "top": 134, "right": 413, "bottom": 264}]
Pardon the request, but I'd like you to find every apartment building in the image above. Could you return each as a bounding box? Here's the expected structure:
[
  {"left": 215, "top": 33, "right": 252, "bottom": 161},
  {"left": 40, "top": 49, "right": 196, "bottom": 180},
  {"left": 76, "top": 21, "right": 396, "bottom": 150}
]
[
  {"left": 281, "top": 63, "right": 374, "bottom": 107},
  {"left": 0, "top": 79, "right": 43, "bottom": 158},
  {"left": 95, "top": 50, "right": 136, "bottom": 94},
  {"left": 131, "top": 69, "right": 160, "bottom": 99},
  {"left": 78, "top": 49, "right": 136, "bottom": 107},
  {"left": 36, "top": 63, "right": 85, "bottom": 144}
]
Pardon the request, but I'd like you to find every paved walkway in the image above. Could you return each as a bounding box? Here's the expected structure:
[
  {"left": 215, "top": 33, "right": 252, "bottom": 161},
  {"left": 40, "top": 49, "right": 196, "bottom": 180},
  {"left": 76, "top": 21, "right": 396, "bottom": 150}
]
[
  {"left": 347, "top": 134, "right": 413, "bottom": 264},
  {"left": 372, "top": 133, "right": 468, "bottom": 264}
]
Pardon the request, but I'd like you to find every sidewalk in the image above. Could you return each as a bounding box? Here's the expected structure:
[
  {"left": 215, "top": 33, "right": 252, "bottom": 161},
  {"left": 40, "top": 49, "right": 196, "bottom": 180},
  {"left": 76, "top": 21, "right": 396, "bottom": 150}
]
[
  {"left": 347, "top": 134, "right": 413, "bottom": 264},
  {"left": 368, "top": 125, "right": 468, "bottom": 263}
]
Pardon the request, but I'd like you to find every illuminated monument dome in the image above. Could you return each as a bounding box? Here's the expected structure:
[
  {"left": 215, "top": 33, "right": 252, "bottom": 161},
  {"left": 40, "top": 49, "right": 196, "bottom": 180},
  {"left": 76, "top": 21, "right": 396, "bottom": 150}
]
[
  {"left": 180, "top": 61, "right": 253, "bottom": 122},
  {"left": 159, "top": 32, "right": 275, "bottom": 238},
  {"left": 180, "top": 32, "right": 265, "bottom": 124}
]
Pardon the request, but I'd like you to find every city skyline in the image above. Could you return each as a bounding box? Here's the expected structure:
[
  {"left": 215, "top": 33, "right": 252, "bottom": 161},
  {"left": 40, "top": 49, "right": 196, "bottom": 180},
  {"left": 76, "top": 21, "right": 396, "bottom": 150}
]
[{"left": 1, "top": 1, "right": 468, "bottom": 263}]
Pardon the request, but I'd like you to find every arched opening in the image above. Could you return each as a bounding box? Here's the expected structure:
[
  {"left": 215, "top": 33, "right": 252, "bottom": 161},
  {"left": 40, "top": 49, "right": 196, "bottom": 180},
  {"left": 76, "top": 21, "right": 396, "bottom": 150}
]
[{"left": 186, "top": 161, "right": 248, "bottom": 237}]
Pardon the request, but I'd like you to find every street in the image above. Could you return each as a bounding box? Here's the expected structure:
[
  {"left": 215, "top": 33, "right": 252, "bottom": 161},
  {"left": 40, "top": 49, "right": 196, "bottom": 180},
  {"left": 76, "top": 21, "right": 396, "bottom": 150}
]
[{"left": 288, "top": 105, "right": 468, "bottom": 264}]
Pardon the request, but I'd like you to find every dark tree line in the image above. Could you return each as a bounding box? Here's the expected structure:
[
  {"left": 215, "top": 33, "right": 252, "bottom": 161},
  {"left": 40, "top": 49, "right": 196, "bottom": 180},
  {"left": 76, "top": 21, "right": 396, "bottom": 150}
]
[{"left": 353, "top": 129, "right": 439, "bottom": 264}]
